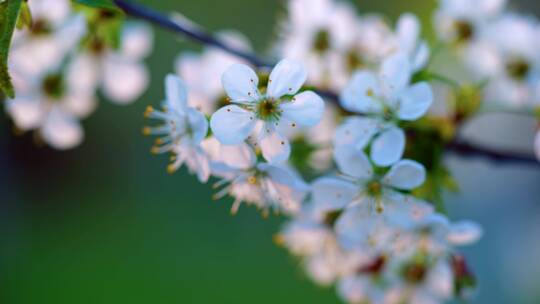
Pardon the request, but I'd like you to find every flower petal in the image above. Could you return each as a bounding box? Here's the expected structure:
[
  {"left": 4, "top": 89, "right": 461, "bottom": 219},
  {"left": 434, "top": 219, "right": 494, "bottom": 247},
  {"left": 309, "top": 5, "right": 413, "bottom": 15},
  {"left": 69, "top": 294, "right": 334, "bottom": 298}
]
[
  {"left": 312, "top": 177, "right": 357, "bottom": 211},
  {"left": 220, "top": 142, "right": 257, "bottom": 170},
  {"left": 221, "top": 63, "right": 260, "bottom": 102},
  {"left": 383, "top": 159, "right": 426, "bottom": 190},
  {"left": 280, "top": 91, "right": 324, "bottom": 127},
  {"left": 396, "top": 13, "right": 420, "bottom": 56},
  {"left": 380, "top": 52, "right": 411, "bottom": 99},
  {"left": 259, "top": 130, "right": 291, "bottom": 163},
  {"left": 165, "top": 74, "right": 188, "bottom": 113},
  {"left": 334, "top": 144, "right": 373, "bottom": 179},
  {"left": 370, "top": 127, "right": 405, "bottom": 167},
  {"left": 412, "top": 41, "right": 430, "bottom": 71},
  {"left": 186, "top": 108, "right": 209, "bottom": 144},
  {"left": 340, "top": 71, "right": 383, "bottom": 114},
  {"left": 210, "top": 105, "right": 256, "bottom": 144},
  {"left": 267, "top": 59, "right": 307, "bottom": 98},
  {"left": 103, "top": 57, "right": 149, "bottom": 104},
  {"left": 41, "top": 108, "right": 84, "bottom": 150},
  {"left": 333, "top": 116, "right": 379, "bottom": 150},
  {"left": 447, "top": 220, "right": 483, "bottom": 246},
  {"left": 397, "top": 82, "right": 433, "bottom": 121},
  {"left": 6, "top": 96, "right": 45, "bottom": 130},
  {"left": 120, "top": 22, "right": 153, "bottom": 59}
]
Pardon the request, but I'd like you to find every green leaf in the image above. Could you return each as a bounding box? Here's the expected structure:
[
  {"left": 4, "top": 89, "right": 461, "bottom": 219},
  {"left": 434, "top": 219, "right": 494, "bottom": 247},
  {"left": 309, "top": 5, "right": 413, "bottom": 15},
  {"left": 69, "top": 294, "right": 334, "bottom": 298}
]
[
  {"left": 16, "top": 1, "right": 32, "bottom": 30},
  {"left": 73, "top": 0, "right": 119, "bottom": 11},
  {"left": 0, "top": 0, "right": 23, "bottom": 99}
]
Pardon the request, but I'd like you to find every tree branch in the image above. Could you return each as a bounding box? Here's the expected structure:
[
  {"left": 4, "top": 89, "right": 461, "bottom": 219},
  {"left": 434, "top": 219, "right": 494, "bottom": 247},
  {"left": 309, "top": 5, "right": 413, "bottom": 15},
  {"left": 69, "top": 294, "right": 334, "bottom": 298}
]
[{"left": 113, "top": 0, "right": 539, "bottom": 167}]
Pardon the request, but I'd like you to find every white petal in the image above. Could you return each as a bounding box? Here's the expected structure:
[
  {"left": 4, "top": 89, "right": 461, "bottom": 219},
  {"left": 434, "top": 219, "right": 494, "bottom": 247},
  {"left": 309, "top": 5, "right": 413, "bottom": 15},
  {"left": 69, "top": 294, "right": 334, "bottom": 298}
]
[
  {"left": 30, "top": 0, "right": 70, "bottom": 26},
  {"left": 259, "top": 130, "right": 291, "bottom": 163},
  {"left": 412, "top": 41, "right": 430, "bottom": 71},
  {"left": 383, "top": 159, "right": 426, "bottom": 190},
  {"left": 334, "top": 144, "right": 373, "bottom": 179},
  {"left": 380, "top": 52, "right": 411, "bottom": 99},
  {"left": 165, "top": 74, "right": 188, "bottom": 113},
  {"left": 312, "top": 177, "right": 357, "bottom": 211},
  {"left": 6, "top": 96, "right": 45, "bottom": 130},
  {"left": 221, "top": 63, "right": 260, "bottom": 102},
  {"left": 370, "top": 127, "right": 405, "bottom": 167},
  {"left": 67, "top": 54, "right": 99, "bottom": 92},
  {"left": 103, "top": 57, "right": 149, "bottom": 104},
  {"left": 333, "top": 117, "right": 379, "bottom": 150},
  {"left": 120, "top": 22, "right": 153, "bottom": 59},
  {"left": 210, "top": 105, "right": 256, "bottom": 145},
  {"left": 396, "top": 13, "right": 420, "bottom": 56},
  {"left": 267, "top": 59, "right": 307, "bottom": 98},
  {"left": 340, "top": 71, "right": 383, "bottom": 113},
  {"left": 41, "top": 109, "right": 84, "bottom": 150},
  {"left": 280, "top": 91, "right": 324, "bottom": 127},
  {"left": 448, "top": 221, "right": 483, "bottom": 245},
  {"left": 186, "top": 108, "right": 208, "bottom": 144},
  {"left": 220, "top": 142, "right": 256, "bottom": 170},
  {"left": 397, "top": 82, "right": 433, "bottom": 121},
  {"left": 426, "top": 261, "right": 453, "bottom": 298},
  {"left": 62, "top": 91, "right": 97, "bottom": 118}
]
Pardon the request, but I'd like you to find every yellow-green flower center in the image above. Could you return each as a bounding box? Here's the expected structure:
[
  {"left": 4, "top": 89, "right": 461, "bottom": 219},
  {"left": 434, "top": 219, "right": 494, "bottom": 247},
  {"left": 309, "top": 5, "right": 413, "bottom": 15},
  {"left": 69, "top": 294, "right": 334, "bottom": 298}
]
[
  {"left": 313, "top": 29, "right": 331, "bottom": 53},
  {"left": 256, "top": 99, "right": 281, "bottom": 121},
  {"left": 41, "top": 73, "right": 65, "bottom": 100},
  {"left": 506, "top": 58, "right": 530, "bottom": 81}
]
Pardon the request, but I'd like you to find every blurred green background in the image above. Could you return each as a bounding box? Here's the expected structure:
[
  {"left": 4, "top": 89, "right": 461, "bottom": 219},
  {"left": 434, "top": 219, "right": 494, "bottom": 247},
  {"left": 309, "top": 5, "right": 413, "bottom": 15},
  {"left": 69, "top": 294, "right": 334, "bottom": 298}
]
[{"left": 2, "top": 0, "right": 540, "bottom": 303}]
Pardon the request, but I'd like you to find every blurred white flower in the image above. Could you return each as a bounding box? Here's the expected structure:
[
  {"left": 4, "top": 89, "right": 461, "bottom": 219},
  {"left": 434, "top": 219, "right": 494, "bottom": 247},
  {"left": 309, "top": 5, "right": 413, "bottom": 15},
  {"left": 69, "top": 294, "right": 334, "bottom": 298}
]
[
  {"left": 210, "top": 59, "right": 324, "bottom": 163},
  {"left": 6, "top": 68, "right": 95, "bottom": 150},
  {"left": 144, "top": 75, "right": 210, "bottom": 182},
  {"left": 396, "top": 13, "right": 430, "bottom": 72},
  {"left": 211, "top": 154, "right": 308, "bottom": 215},
  {"left": 276, "top": 0, "right": 358, "bottom": 89},
  {"left": 70, "top": 21, "right": 153, "bottom": 104},
  {"left": 9, "top": 0, "right": 86, "bottom": 76},
  {"left": 434, "top": 0, "right": 507, "bottom": 46},
  {"left": 465, "top": 13, "right": 540, "bottom": 107},
  {"left": 341, "top": 52, "right": 433, "bottom": 122},
  {"left": 175, "top": 31, "right": 252, "bottom": 115}
]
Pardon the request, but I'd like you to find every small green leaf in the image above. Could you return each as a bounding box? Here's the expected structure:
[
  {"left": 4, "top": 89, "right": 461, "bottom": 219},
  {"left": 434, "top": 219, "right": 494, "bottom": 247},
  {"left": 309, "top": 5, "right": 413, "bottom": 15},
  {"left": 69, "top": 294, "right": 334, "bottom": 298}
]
[
  {"left": 73, "top": 0, "right": 119, "bottom": 11},
  {"left": 0, "top": 0, "right": 23, "bottom": 98},
  {"left": 16, "top": 1, "right": 32, "bottom": 30}
]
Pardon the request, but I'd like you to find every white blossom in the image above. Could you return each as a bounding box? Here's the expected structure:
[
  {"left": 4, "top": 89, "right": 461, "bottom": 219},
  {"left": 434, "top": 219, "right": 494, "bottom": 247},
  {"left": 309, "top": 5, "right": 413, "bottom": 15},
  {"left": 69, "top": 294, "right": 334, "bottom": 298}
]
[
  {"left": 70, "top": 21, "right": 153, "bottom": 104},
  {"left": 175, "top": 31, "right": 253, "bottom": 115},
  {"left": 210, "top": 59, "right": 324, "bottom": 163},
  {"left": 144, "top": 75, "right": 210, "bottom": 182}
]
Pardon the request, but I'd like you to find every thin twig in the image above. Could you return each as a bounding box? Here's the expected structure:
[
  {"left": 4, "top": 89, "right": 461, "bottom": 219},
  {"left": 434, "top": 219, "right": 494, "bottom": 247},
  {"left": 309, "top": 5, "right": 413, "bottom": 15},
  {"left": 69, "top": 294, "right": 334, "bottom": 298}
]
[{"left": 113, "top": 0, "right": 539, "bottom": 167}]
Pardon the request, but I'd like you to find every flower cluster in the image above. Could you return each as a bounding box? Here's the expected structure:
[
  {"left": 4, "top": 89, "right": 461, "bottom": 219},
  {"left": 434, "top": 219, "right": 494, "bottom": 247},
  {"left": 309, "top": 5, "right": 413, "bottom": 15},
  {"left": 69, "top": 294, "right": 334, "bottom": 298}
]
[
  {"left": 434, "top": 0, "right": 540, "bottom": 159},
  {"left": 3, "top": 0, "right": 152, "bottom": 149},
  {"left": 5, "top": 0, "right": 540, "bottom": 303},
  {"left": 136, "top": 0, "right": 506, "bottom": 302}
]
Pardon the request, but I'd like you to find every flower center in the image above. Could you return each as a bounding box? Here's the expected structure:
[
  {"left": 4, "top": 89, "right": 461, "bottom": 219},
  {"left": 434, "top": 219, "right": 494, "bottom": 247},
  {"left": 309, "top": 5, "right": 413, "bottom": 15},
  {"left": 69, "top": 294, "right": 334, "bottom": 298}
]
[
  {"left": 41, "top": 73, "right": 65, "bottom": 100},
  {"left": 346, "top": 49, "right": 364, "bottom": 73},
  {"left": 454, "top": 20, "right": 474, "bottom": 43},
  {"left": 256, "top": 99, "right": 281, "bottom": 121},
  {"left": 30, "top": 19, "right": 52, "bottom": 36},
  {"left": 506, "top": 58, "right": 530, "bottom": 81},
  {"left": 323, "top": 209, "right": 343, "bottom": 227},
  {"left": 359, "top": 255, "right": 387, "bottom": 275},
  {"left": 313, "top": 29, "right": 330, "bottom": 53},
  {"left": 402, "top": 261, "right": 428, "bottom": 284},
  {"left": 366, "top": 181, "right": 382, "bottom": 197}
]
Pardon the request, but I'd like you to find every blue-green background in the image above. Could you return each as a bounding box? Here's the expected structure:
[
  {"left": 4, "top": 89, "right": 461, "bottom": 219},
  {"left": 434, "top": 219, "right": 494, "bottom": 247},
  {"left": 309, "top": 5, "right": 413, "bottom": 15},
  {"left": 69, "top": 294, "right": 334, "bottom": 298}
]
[{"left": 2, "top": 0, "right": 540, "bottom": 303}]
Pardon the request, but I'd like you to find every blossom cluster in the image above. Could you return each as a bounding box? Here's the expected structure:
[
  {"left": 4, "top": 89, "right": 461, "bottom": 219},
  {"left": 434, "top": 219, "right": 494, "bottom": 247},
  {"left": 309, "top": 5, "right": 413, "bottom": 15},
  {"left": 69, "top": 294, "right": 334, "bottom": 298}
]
[
  {"left": 3, "top": 0, "right": 152, "bottom": 149},
  {"left": 3, "top": 0, "right": 539, "bottom": 303},
  {"left": 140, "top": 0, "right": 494, "bottom": 302}
]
